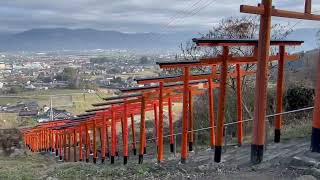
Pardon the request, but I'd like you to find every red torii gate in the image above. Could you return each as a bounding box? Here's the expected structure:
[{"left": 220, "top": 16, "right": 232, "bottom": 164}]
[
  {"left": 240, "top": 0, "right": 319, "bottom": 163},
  {"left": 135, "top": 73, "right": 220, "bottom": 162},
  {"left": 192, "top": 38, "right": 303, "bottom": 162},
  {"left": 90, "top": 92, "right": 180, "bottom": 164},
  {"left": 46, "top": 102, "right": 155, "bottom": 164},
  {"left": 158, "top": 38, "right": 302, "bottom": 163},
  {"left": 156, "top": 60, "right": 256, "bottom": 163},
  {"left": 22, "top": 119, "right": 71, "bottom": 153},
  {"left": 119, "top": 80, "right": 208, "bottom": 163},
  {"left": 90, "top": 98, "right": 162, "bottom": 164}
]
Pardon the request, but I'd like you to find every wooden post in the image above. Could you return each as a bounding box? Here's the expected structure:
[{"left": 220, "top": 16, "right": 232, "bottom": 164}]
[
  {"left": 158, "top": 81, "right": 164, "bottom": 162},
  {"left": 305, "top": 0, "right": 312, "bottom": 14},
  {"left": 153, "top": 103, "right": 159, "bottom": 149},
  {"left": 79, "top": 126, "right": 83, "bottom": 161},
  {"left": 168, "top": 97, "right": 174, "bottom": 153},
  {"left": 51, "top": 130, "right": 55, "bottom": 153},
  {"left": 275, "top": 45, "right": 285, "bottom": 143},
  {"left": 311, "top": 50, "right": 320, "bottom": 152},
  {"left": 106, "top": 125, "right": 110, "bottom": 158},
  {"left": 101, "top": 112, "right": 107, "bottom": 163},
  {"left": 115, "top": 120, "right": 119, "bottom": 157},
  {"left": 139, "top": 96, "right": 146, "bottom": 164},
  {"left": 251, "top": 0, "right": 272, "bottom": 164},
  {"left": 123, "top": 102, "right": 129, "bottom": 165},
  {"left": 85, "top": 123, "right": 90, "bottom": 163},
  {"left": 67, "top": 132, "right": 71, "bottom": 161},
  {"left": 39, "top": 130, "right": 42, "bottom": 151},
  {"left": 131, "top": 114, "right": 137, "bottom": 155},
  {"left": 111, "top": 107, "right": 116, "bottom": 164},
  {"left": 181, "top": 66, "right": 190, "bottom": 164},
  {"left": 63, "top": 130, "right": 67, "bottom": 162},
  {"left": 188, "top": 89, "right": 194, "bottom": 151},
  {"left": 59, "top": 133, "right": 63, "bottom": 161},
  {"left": 236, "top": 64, "right": 243, "bottom": 146},
  {"left": 214, "top": 46, "right": 229, "bottom": 163},
  {"left": 55, "top": 132, "right": 59, "bottom": 157},
  {"left": 208, "top": 67, "right": 216, "bottom": 149},
  {"left": 93, "top": 119, "right": 97, "bottom": 164},
  {"left": 73, "top": 129, "right": 77, "bottom": 162}
]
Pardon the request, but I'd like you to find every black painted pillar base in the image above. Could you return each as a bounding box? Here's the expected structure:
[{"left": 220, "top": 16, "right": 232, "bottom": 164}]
[
  {"left": 55, "top": 150, "right": 59, "bottom": 157},
  {"left": 181, "top": 157, "right": 186, "bottom": 164},
  {"left": 138, "top": 155, "right": 143, "bottom": 164},
  {"left": 115, "top": 152, "right": 119, "bottom": 156},
  {"left": 106, "top": 152, "right": 110, "bottom": 158},
  {"left": 144, "top": 147, "right": 147, "bottom": 154},
  {"left": 111, "top": 156, "right": 115, "bottom": 164},
  {"left": 214, "top": 146, "right": 222, "bottom": 163},
  {"left": 274, "top": 129, "right": 281, "bottom": 143},
  {"left": 86, "top": 158, "right": 89, "bottom": 163},
  {"left": 189, "top": 142, "right": 193, "bottom": 152},
  {"left": 123, "top": 156, "right": 128, "bottom": 165},
  {"left": 79, "top": 159, "right": 82, "bottom": 162},
  {"left": 93, "top": 158, "right": 97, "bottom": 164},
  {"left": 101, "top": 158, "right": 105, "bottom": 164},
  {"left": 170, "top": 144, "right": 174, "bottom": 153},
  {"left": 133, "top": 148, "right": 137, "bottom": 155},
  {"left": 311, "top": 127, "right": 320, "bottom": 153},
  {"left": 211, "top": 145, "right": 214, "bottom": 150},
  {"left": 59, "top": 156, "right": 62, "bottom": 161},
  {"left": 251, "top": 144, "right": 264, "bottom": 164}
]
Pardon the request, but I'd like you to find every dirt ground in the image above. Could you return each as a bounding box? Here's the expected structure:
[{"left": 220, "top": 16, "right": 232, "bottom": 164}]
[{"left": 1, "top": 137, "right": 319, "bottom": 180}]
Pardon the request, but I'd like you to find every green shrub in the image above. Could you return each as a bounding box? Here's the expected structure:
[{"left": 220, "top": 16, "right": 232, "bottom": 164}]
[{"left": 284, "top": 85, "right": 315, "bottom": 111}]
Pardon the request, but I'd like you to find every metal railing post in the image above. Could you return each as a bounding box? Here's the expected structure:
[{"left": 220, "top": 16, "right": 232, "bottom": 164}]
[
  {"left": 265, "top": 119, "right": 269, "bottom": 151},
  {"left": 174, "top": 134, "right": 177, "bottom": 157},
  {"left": 194, "top": 131, "right": 198, "bottom": 155},
  {"left": 224, "top": 126, "right": 228, "bottom": 153}
]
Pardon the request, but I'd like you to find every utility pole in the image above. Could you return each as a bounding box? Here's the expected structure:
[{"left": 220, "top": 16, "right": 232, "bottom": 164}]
[{"left": 50, "top": 96, "right": 53, "bottom": 121}]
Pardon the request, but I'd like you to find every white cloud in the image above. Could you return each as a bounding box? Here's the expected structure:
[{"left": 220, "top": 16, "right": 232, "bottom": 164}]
[{"left": 0, "top": 0, "right": 319, "bottom": 33}]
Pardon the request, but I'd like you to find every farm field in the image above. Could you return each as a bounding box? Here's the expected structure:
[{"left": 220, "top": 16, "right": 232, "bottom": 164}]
[{"left": 0, "top": 89, "right": 109, "bottom": 129}]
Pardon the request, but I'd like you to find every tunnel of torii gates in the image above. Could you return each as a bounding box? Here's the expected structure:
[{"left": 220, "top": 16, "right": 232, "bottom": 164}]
[{"left": 21, "top": 38, "right": 304, "bottom": 165}]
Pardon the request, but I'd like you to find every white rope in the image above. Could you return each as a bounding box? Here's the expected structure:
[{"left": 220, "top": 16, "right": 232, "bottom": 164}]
[{"left": 137, "top": 106, "right": 314, "bottom": 143}]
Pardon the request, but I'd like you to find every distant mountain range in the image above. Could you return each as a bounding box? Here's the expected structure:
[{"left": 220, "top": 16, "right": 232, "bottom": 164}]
[
  {"left": 0, "top": 28, "right": 196, "bottom": 51},
  {"left": 287, "top": 28, "right": 319, "bottom": 51},
  {"left": 0, "top": 28, "right": 318, "bottom": 52}
]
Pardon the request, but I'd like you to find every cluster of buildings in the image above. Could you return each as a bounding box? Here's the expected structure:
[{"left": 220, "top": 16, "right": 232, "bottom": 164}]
[
  {"left": 0, "top": 49, "right": 176, "bottom": 93},
  {"left": 0, "top": 101, "right": 72, "bottom": 122}
]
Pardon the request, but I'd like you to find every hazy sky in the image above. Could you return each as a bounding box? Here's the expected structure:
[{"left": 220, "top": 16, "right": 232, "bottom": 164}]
[{"left": 0, "top": 0, "right": 320, "bottom": 33}]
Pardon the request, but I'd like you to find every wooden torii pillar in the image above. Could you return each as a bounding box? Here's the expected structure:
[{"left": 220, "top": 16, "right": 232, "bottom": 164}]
[
  {"left": 194, "top": 38, "right": 302, "bottom": 162},
  {"left": 240, "top": 0, "right": 319, "bottom": 163}
]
